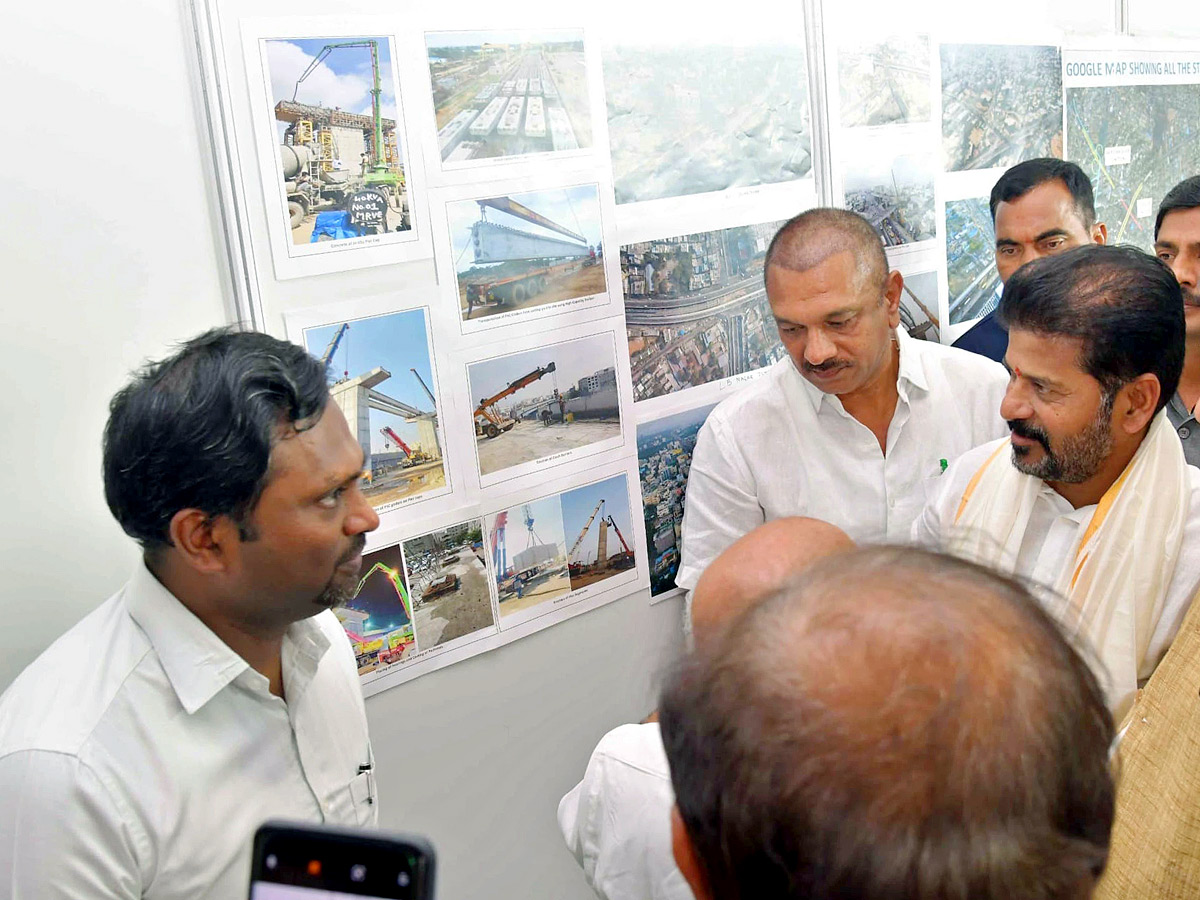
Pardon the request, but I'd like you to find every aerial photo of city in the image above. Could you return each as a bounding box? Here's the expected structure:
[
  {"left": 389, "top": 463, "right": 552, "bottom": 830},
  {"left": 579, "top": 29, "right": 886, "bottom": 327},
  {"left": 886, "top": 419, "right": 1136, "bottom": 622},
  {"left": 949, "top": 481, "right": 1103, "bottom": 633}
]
[
  {"left": 426, "top": 30, "right": 592, "bottom": 164},
  {"left": 941, "top": 43, "right": 1063, "bottom": 172},
  {"left": 603, "top": 44, "right": 811, "bottom": 204},
  {"left": 1067, "top": 83, "right": 1200, "bottom": 252},
  {"left": 623, "top": 221, "right": 787, "bottom": 402},
  {"left": 839, "top": 34, "right": 931, "bottom": 128},
  {"left": 637, "top": 402, "right": 718, "bottom": 597},
  {"left": 945, "top": 197, "right": 1001, "bottom": 325},
  {"left": 843, "top": 145, "right": 936, "bottom": 246}
]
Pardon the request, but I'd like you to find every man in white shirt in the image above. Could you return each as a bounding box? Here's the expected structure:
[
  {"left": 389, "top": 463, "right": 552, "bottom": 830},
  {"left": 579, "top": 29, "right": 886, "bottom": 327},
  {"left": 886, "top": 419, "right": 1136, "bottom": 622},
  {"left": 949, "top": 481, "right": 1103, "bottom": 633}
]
[
  {"left": 558, "top": 517, "right": 853, "bottom": 900},
  {"left": 676, "top": 208, "right": 1008, "bottom": 592},
  {"left": 915, "top": 245, "right": 1200, "bottom": 719},
  {"left": 663, "top": 546, "right": 1116, "bottom": 900},
  {"left": 0, "top": 329, "right": 382, "bottom": 899}
]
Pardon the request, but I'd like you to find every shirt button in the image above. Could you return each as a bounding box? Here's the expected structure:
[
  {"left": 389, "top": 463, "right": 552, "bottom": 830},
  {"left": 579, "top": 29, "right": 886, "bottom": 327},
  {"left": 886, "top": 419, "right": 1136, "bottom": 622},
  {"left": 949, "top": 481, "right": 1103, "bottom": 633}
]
[{"left": 1182, "top": 427, "right": 1192, "bottom": 439}]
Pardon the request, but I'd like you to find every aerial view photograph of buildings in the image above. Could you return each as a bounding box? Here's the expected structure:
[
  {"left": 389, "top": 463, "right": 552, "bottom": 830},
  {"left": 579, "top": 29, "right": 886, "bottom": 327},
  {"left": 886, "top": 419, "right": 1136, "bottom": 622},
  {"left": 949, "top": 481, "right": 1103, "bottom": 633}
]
[
  {"left": 940, "top": 43, "right": 1063, "bottom": 172},
  {"left": 1067, "top": 83, "right": 1200, "bottom": 253},
  {"left": 265, "top": 36, "right": 411, "bottom": 244},
  {"left": 945, "top": 197, "right": 1001, "bottom": 325},
  {"left": 334, "top": 544, "right": 415, "bottom": 675},
  {"left": 623, "top": 221, "right": 786, "bottom": 402},
  {"left": 637, "top": 402, "right": 717, "bottom": 597},
  {"left": 402, "top": 519, "right": 494, "bottom": 651},
  {"left": 447, "top": 185, "right": 606, "bottom": 322},
  {"left": 487, "top": 495, "right": 570, "bottom": 616},
  {"left": 603, "top": 43, "right": 811, "bottom": 204},
  {"left": 466, "top": 334, "right": 622, "bottom": 478},
  {"left": 426, "top": 29, "right": 592, "bottom": 164},
  {"left": 899, "top": 270, "right": 941, "bottom": 342},
  {"left": 303, "top": 311, "right": 446, "bottom": 509},
  {"left": 560, "top": 474, "right": 637, "bottom": 593},
  {"left": 843, "top": 145, "right": 936, "bottom": 246},
  {"left": 838, "top": 34, "right": 931, "bottom": 128}
]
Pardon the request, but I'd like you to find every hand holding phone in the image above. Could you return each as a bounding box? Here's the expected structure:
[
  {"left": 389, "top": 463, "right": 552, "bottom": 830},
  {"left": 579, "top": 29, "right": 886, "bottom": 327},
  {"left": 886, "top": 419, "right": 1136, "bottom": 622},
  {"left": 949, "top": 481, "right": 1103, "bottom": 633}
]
[{"left": 249, "top": 821, "right": 435, "bottom": 899}]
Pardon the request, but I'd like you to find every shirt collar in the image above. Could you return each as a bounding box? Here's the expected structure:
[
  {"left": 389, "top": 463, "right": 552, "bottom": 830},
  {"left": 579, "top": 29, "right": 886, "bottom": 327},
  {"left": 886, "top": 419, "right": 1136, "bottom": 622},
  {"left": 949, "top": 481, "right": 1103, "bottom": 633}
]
[
  {"left": 1168, "top": 390, "right": 1195, "bottom": 424},
  {"left": 124, "top": 562, "right": 333, "bottom": 714},
  {"left": 791, "top": 327, "right": 929, "bottom": 413}
]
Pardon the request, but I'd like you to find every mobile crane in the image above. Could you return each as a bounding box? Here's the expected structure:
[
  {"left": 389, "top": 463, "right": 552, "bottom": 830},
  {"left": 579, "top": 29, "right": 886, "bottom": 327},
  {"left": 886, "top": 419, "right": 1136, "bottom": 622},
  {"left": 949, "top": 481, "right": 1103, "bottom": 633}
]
[
  {"left": 379, "top": 426, "right": 430, "bottom": 466},
  {"left": 473, "top": 362, "right": 556, "bottom": 439}
]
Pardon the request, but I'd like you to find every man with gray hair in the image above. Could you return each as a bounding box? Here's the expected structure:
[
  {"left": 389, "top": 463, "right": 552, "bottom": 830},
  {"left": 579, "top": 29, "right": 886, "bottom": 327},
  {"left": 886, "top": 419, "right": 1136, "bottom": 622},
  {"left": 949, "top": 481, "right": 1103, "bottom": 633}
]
[
  {"left": 677, "top": 208, "right": 1008, "bottom": 594},
  {"left": 662, "top": 546, "right": 1116, "bottom": 900}
]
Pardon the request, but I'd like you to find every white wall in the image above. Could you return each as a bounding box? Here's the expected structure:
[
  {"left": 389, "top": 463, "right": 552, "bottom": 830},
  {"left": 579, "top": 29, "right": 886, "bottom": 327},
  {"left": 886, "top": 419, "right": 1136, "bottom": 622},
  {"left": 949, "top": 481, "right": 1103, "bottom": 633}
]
[{"left": 1, "top": 4, "right": 684, "bottom": 899}]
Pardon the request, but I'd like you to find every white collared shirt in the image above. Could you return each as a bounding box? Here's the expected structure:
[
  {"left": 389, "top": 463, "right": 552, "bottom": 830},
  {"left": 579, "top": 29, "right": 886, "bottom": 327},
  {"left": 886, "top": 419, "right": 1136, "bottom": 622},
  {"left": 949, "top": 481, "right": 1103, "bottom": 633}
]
[
  {"left": 914, "top": 439, "right": 1200, "bottom": 679},
  {"left": 0, "top": 562, "right": 376, "bottom": 900},
  {"left": 558, "top": 723, "right": 692, "bottom": 900},
  {"left": 676, "top": 331, "right": 1009, "bottom": 590}
]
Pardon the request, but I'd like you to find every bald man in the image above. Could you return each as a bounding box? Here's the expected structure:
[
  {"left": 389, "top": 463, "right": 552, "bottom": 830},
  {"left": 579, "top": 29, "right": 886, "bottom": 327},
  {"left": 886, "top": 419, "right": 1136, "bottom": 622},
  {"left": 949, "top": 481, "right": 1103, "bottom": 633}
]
[
  {"left": 558, "top": 518, "right": 853, "bottom": 900},
  {"left": 677, "top": 208, "right": 1008, "bottom": 595},
  {"left": 664, "top": 547, "right": 1115, "bottom": 900}
]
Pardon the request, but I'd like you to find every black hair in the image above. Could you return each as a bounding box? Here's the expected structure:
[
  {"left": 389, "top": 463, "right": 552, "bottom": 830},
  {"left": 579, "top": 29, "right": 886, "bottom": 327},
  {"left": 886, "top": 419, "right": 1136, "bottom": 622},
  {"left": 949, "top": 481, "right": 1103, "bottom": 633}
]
[
  {"left": 103, "top": 327, "right": 329, "bottom": 555},
  {"left": 659, "top": 546, "right": 1115, "bottom": 900},
  {"left": 990, "top": 158, "right": 1096, "bottom": 227},
  {"left": 997, "top": 244, "right": 1184, "bottom": 413},
  {"left": 1155, "top": 175, "right": 1200, "bottom": 239}
]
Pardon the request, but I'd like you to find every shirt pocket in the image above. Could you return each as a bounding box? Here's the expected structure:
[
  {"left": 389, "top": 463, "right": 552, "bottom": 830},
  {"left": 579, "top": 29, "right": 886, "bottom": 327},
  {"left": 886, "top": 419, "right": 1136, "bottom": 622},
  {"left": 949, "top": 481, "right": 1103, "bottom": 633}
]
[{"left": 348, "top": 769, "right": 377, "bottom": 827}]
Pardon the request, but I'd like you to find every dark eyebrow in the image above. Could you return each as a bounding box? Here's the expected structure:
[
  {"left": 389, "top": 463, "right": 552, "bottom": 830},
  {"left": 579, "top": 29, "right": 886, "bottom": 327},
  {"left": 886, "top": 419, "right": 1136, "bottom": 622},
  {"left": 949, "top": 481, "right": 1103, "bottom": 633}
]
[
  {"left": 1155, "top": 239, "right": 1177, "bottom": 251},
  {"left": 995, "top": 237, "right": 1020, "bottom": 248},
  {"left": 1033, "top": 228, "right": 1071, "bottom": 242}
]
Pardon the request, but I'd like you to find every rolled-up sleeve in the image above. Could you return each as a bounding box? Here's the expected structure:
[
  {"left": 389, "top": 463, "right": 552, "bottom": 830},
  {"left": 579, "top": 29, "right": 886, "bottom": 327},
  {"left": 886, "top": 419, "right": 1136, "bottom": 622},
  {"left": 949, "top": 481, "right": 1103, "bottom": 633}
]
[{"left": 0, "top": 750, "right": 143, "bottom": 899}]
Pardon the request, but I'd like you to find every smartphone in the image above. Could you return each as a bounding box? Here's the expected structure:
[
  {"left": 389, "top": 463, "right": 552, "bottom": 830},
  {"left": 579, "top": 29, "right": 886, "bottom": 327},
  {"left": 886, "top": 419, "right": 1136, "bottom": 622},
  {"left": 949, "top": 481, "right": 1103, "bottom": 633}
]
[{"left": 248, "top": 821, "right": 435, "bottom": 900}]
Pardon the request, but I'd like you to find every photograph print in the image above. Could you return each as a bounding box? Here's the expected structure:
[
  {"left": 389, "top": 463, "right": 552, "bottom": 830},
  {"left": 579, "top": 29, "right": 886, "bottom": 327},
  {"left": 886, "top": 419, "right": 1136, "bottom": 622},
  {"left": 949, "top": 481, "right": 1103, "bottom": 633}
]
[
  {"left": 302, "top": 308, "right": 448, "bottom": 512},
  {"left": 334, "top": 543, "right": 415, "bottom": 676},
  {"left": 401, "top": 519, "right": 495, "bottom": 652},
  {"left": 261, "top": 35, "right": 414, "bottom": 247}
]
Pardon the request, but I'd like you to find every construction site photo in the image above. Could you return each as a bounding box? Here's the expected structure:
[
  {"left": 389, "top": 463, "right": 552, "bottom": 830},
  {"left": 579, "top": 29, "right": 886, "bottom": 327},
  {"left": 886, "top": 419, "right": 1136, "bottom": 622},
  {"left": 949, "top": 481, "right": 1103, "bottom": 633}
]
[
  {"left": 488, "top": 496, "right": 571, "bottom": 616},
  {"left": 402, "top": 520, "right": 495, "bottom": 651},
  {"left": 265, "top": 36, "right": 412, "bottom": 245},
  {"left": 448, "top": 185, "right": 607, "bottom": 323},
  {"left": 334, "top": 544, "right": 417, "bottom": 676},
  {"left": 559, "top": 474, "right": 637, "bottom": 592},
  {"left": 303, "top": 310, "right": 447, "bottom": 510},
  {"left": 426, "top": 30, "right": 592, "bottom": 164},
  {"left": 466, "top": 334, "right": 623, "bottom": 480}
]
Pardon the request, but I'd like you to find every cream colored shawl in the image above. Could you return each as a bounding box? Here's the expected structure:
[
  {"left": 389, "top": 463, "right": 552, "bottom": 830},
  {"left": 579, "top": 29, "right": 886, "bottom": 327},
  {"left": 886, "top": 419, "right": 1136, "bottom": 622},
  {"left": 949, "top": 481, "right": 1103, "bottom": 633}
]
[{"left": 952, "top": 411, "right": 1189, "bottom": 719}]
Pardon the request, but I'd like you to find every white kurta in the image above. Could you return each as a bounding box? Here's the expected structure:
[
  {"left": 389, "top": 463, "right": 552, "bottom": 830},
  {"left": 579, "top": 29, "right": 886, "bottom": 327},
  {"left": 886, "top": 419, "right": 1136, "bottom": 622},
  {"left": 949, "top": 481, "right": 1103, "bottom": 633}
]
[
  {"left": 677, "top": 330, "right": 1009, "bottom": 590},
  {"left": 558, "top": 723, "right": 691, "bottom": 900},
  {"left": 0, "top": 562, "right": 376, "bottom": 900},
  {"left": 914, "top": 438, "right": 1200, "bottom": 681}
]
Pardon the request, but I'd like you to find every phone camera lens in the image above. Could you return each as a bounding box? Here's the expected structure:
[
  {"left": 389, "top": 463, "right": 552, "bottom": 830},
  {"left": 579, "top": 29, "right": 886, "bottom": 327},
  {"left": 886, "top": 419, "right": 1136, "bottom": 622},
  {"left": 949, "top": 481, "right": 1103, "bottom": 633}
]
[
  {"left": 265, "top": 855, "right": 278, "bottom": 871},
  {"left": 350, "top": 864, "right": 367, "bottom": 882},
  {"left": 396, "top": 871, "right": 411, "bottom": 887}
]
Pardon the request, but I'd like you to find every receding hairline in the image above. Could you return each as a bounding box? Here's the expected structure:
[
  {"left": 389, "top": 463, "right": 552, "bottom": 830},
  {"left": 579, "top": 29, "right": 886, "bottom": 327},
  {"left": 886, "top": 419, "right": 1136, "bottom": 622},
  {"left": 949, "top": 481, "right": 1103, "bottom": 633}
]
[{"left": 765, "top": 209, "right": 889, "bottom": 294}]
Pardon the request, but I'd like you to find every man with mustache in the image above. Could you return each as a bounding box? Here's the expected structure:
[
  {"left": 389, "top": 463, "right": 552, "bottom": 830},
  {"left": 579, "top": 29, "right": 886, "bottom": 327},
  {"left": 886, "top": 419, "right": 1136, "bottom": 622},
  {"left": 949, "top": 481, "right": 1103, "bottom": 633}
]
[
  {"left": 1155, "top": 175, "right": 1200, "bottom": 466},
  {"left": 0, "top": 329, "right": 381, "bottom": 899},
  {"left": 915, "top": 245, "right": 1200, "bottom": 719},
  {"left": 677, "top": 208, "right": 1008, "bottom": 595}
]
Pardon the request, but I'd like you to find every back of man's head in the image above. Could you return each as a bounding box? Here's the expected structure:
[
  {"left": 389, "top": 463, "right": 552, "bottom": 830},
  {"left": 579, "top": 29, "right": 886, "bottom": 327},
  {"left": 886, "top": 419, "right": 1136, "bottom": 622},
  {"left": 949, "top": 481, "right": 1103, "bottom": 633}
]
[
  {"left": 660, "top": 546, "right": 1115, "bottom": 900},
  {"left": 764, "top": 208, "right": 888, "bottom": 296},
  {"left": 998, "top": 243, "right": 1184, "bottom": 413},
  {"left": 1155, "top": 174, "right": 1200, "bottom": 239},
  {"left": 103, "top": 327, "right": 329, "bottom": 558},
  {"left": 690, "top": 517, "right": 853, "bottom": 642},
  {"left": 990, "top": 158, "right": 1097, "bottom": 227}
]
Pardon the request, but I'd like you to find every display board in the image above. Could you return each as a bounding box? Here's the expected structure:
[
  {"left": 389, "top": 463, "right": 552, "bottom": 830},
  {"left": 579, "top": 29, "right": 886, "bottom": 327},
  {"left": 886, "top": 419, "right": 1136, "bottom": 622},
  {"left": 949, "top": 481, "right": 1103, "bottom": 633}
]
[{"left": 190, "top": 0, "right": 1199, "bottom": 691}]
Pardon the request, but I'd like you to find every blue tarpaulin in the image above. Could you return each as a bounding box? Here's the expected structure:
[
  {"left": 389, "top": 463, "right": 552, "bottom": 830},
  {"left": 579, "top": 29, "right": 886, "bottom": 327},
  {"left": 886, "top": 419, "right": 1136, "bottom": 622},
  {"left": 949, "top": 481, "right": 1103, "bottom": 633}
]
[{"left": 309, "top": 211, "right": 363, "bottom": 242}]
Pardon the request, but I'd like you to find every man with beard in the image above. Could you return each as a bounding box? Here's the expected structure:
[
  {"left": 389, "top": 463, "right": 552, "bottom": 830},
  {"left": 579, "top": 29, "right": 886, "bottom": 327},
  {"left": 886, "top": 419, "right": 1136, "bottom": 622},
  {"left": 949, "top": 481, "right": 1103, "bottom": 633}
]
[
  {"left": 915, "top": 245, "right": 1200, "bottom": 719},
  {"left": 1155, "top": 175, "right": 1200, "bottom": 466},
  {"left": 0, "top": 329, "right": 381, "bottom": 899},
  {"left": 677, "top": 209, "right": 1008, "bottom": 595}
]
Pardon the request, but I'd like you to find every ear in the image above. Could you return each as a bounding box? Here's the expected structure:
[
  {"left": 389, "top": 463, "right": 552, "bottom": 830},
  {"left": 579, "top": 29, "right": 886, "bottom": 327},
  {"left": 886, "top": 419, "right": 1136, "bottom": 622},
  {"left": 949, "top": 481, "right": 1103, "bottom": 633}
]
[
  {"left": 1094, "top": 222, "right": 1108, "bottom": 245},
  {"left": 883, "top": 270, "right": 904, "bottom": 329},
  {"left": 672, "top": 805, "right": 713, "bottom": 900},
  {"left": 167, "top": 508, "right": 236, "bottom": 575},
  {"left": 1114, "top": 373, "right": 1161, "bottom": 436}
]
